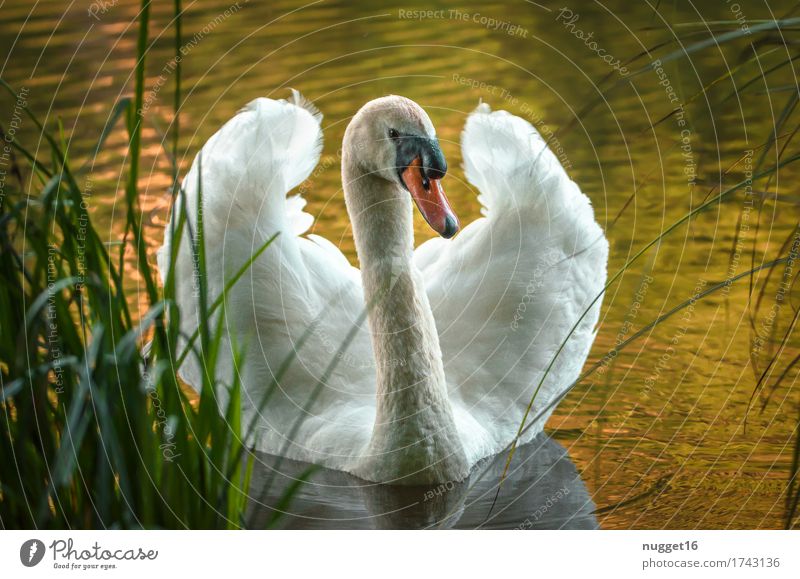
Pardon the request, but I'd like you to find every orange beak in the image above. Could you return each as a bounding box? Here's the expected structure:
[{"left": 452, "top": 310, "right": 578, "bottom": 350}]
[{"left": 401, "top": 157, "right": 459, "bottom": 238}]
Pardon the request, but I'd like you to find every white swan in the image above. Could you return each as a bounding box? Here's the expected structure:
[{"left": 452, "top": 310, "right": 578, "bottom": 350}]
[{"left": 158, "top": 92, "right": 608, "bottom": 485}]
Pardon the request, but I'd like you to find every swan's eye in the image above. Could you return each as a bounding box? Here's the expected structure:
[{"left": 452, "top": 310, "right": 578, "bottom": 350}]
[{"left": 388, "top": 128, "right": 399, "bottom": 139}]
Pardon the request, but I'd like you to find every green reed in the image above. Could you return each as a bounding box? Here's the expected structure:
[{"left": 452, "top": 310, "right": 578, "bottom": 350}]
[{"left": 0, "top": 0, "right": 289, "bottom": 529}]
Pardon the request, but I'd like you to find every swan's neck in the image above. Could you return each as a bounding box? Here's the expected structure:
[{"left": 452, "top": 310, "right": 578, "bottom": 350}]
[{"left": 342, "top": 163, "right": 468, "bottom": 484}]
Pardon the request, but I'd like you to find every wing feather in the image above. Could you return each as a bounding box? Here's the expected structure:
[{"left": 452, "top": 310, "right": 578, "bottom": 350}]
[
  {"left": 417, "top": 103, "right": 609, "bottom": 462},
  {"left": 157, "top": 93, "right": 375, "bottom": 469}
]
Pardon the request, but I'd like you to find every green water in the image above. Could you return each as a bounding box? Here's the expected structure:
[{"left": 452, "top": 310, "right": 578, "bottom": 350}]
[{"left": 2, "top": 0, "right": 799, "bottom": 528}]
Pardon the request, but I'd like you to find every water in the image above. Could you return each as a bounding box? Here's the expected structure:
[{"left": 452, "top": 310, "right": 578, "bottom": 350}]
[
  {"left": 248, "top": 435, "right": 598, "bottom": 529},
  {"left": 1, "top": 0, "right": 798, "bottom": 528}
]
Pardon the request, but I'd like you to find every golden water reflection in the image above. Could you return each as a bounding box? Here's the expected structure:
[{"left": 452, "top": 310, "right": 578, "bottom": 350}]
[{"left": 2, "top": 0, "right": 798, "bottom": 528}]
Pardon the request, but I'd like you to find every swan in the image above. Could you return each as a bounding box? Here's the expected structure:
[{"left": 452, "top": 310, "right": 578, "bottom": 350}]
[{"left": 158, "top": 92, "right": 608, "bottom": 485}]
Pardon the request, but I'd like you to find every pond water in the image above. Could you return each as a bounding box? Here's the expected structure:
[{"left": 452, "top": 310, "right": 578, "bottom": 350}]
[
  {"left": 2, "top": 0, "right": 798, "bottom": 528},
  {"left": 248, "top": 434, "right": 598, "bottom": 529}
]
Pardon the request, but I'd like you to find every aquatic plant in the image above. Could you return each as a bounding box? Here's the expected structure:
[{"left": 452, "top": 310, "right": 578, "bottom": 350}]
[{"left": 0, "top": 0, "right": 288, "bottom": 529}]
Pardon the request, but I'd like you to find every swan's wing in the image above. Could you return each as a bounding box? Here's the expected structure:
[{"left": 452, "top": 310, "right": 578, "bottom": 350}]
[
  {"left": 158, "top": 92, "right": 375, "bottom": 466},
  {"left": 415, "top": 103, "right": 609, "bottom": 462}
]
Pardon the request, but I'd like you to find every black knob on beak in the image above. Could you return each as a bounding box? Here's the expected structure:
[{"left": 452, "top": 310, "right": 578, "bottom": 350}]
[
  {"left": 396, "top": 135, "right": 448, "bottom": 181},
  {"left": 421, "top": 138, "right": 447, "bottom": 180}
]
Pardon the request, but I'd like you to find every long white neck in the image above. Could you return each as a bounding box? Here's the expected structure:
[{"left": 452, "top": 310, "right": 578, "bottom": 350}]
[{"left": 342, "top": 157, "right": 468, "bottom": 484}]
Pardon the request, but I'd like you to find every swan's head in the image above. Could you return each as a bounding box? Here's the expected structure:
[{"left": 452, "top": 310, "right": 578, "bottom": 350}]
[{"left": 344, "top": 95, "right": 459, "bottom": 238}]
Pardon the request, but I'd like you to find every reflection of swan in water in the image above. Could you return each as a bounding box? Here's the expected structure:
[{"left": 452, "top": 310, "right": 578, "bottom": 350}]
[{"left": 246, "top": 434, "right": 597, "bottom": 529}]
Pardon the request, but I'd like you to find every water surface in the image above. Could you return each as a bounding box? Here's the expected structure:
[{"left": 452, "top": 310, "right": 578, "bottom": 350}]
[
  {"left": 248, "top": 435, "right": 597, "bottom": 529},
  {"left": 1, "top": 0, "right": 798, "bottom": 528}
]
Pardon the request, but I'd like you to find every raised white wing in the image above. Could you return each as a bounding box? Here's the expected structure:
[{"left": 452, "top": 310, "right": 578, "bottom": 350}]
[
  {"left": 158, "top": 92, "right": 376, "bottom": 466},
  {"left": 415, "top": 103, "right": 609, "bottom": 462}
]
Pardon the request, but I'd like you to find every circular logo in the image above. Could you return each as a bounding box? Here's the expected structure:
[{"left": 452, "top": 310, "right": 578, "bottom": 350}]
[{"left": 19, "top": 539, "right": 46, "bottom": 567}]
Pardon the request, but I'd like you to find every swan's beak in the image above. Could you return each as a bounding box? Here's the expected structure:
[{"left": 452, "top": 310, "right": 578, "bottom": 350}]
[{"left": 401, "top": 157, "right": 459, "bottom": 239}]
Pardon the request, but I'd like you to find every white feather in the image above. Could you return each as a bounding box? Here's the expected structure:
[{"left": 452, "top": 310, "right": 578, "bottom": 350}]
[{"left": 415, "top": 102, "right": 609, "bottom": 461}]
